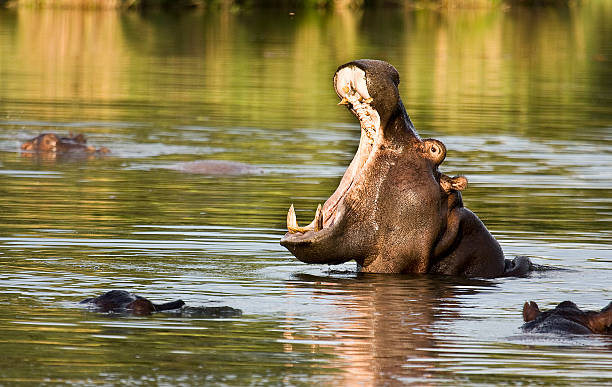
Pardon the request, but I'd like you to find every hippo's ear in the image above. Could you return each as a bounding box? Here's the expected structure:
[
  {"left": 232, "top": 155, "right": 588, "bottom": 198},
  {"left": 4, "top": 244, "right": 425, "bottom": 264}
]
[
  {"left": 452, "top": 176, "right": 468, "bottom": 191},
  {"left": 586, "top": 302, "right": 612, "bottom": 334},
  {"left": 73, "top": 133, "right": 87, "bottom": 144},
  {"left": 440, "top": 175, "right": 468, "bottom": 193},
  {"left": 420, "top": 139, "right": 446, "bottom": 165},
  {"left": 523, "top": 301, "right": 541, "bottom": 322}
]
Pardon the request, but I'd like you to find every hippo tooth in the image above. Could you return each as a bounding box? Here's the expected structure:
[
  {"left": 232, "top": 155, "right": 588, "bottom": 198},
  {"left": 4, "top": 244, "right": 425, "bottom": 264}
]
[
  {"left": 286, "top": 204, "right": 324, "bottom": 234},
  {"left": 314, "top": 204, "right": 323, "bottom": 232},
  {"left": 287, "top": 204, "right": 313, "bottom": 233},
  {"left": 287, "top": 204, "right": 299, "bottom": 233},
  {"left": 353, "top": 68, "right": 371, "bottom": 102},
  {"left": 338, "top": 97, "right": 349, "bottom": 105}
]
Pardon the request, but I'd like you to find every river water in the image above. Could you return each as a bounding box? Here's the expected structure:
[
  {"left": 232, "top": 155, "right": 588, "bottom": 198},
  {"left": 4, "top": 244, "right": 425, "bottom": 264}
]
[{"left": 0, "top": 3, "right": 611, "bottom": 385}]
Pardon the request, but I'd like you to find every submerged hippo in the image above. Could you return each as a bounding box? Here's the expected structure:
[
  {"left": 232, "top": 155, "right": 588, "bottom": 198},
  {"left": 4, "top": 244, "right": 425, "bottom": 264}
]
[
  {"left": 80, "top": 290, "right": 184, "bottom": 315},
  {"left": 280, "top": 59, "right": 531, "bottom": 278},
  {"left": 167, "top": 160, "right": 264, "bottom": 176},
  {"left": 522, "top": 301, "right": 612, "bottom": 335},
  {"left": 21, "top": 133, "right": 109, "bottom": 154},
  {"left": 80, "top": 290, "right": 243, "bottom": 317}
]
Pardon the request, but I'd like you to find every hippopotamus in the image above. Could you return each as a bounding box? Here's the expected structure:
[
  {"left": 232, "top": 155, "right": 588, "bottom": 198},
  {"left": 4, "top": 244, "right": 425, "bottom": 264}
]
[
  {"left": 280, "top": 59, "right": 531, "bottom": 278},
  {"left": 21, "top": 133, "right": 109, "bottom": 154},
  {"left": 522, "top": 301, "right": 612, "bottom": 335},
  {"left": 80, "top": 290, "right": 185, "bottom": 315},
  {"left": 166, "top": 160, "right": 264, "bottom": 176},
  {"left": 80, "top": 290, "right": 243, "bottom": 317}
]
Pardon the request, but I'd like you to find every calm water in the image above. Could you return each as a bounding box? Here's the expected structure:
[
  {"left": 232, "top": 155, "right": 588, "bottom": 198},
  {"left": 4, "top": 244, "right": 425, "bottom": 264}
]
[{"left": 0, "top": 3, "right": 611, "bottom": 385}]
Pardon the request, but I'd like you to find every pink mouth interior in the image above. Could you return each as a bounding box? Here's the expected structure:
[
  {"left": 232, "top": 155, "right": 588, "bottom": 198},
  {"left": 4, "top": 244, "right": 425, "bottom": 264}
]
[
  {"left": 320, "top": 131, "right": 375, "bottom": 229},
  {"left": 317, "top": 67, "right": 380, "bottom": 230},
  {"left": 289, "top": 65, "right": 380, "bottom": 234}
]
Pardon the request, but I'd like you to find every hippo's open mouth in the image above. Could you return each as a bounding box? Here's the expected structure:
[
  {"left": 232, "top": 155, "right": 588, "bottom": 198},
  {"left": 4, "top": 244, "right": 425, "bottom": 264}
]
[{"left": 283, "top": 65, "right": 381, "bottom": 238}]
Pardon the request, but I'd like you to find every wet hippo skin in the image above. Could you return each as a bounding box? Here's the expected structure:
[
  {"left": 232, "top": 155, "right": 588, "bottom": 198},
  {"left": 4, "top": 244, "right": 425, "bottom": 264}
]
[
  {"left": 280, "top": 59, "right": 532, "bottom": 278},
  {"left": 21, "top": 133, "right": 110, "bottom": 154},
  {"left": 522, "top": 301, "right": 612, "bottom": 335},
  {"left": 80, "top": 290, "right": 185, "bottom": 316}
]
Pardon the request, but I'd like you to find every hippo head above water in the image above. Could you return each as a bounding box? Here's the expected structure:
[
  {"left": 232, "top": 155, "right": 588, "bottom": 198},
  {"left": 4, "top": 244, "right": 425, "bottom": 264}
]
[
  {"left": 280, "top": 59, "right": 530, "bottom": 278},
  {"left": 80, "top": 290, "right": 243, "bottom": 318},
  {"left": 522, "top": 301, "right": 612, "bottom": 335},
  {"left": 21, "top": 133, "right": 110, "bottom": 154},
  {"left": 80, "top": 290, "right": 185, "bottom": 316}
]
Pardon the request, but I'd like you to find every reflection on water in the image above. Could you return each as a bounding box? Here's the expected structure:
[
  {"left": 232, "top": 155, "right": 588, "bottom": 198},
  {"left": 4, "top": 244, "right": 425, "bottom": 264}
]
[
  {"left": 0, "top": 3, "right": 611, "bottom": 385},
  {"left": 287, "top": 274, "right": 487, "bottom": 385}
]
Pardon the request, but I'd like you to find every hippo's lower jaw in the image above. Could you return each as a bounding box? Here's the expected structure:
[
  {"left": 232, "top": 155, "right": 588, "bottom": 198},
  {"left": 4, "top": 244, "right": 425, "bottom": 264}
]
[{"left": 280, "top": 66, "right": 381, "bottom": 264}]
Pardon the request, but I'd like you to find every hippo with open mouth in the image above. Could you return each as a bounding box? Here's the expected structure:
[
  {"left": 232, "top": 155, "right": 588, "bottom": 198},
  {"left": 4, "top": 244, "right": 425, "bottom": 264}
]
[{"left": 280, "top": 59, "right": 531, "bottom": 278}]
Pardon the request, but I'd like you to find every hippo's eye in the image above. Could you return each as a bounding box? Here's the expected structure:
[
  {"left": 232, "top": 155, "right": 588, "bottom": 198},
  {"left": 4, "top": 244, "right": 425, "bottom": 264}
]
[{"left": 421, "top": 139, "right": 446, "bottom": 164}]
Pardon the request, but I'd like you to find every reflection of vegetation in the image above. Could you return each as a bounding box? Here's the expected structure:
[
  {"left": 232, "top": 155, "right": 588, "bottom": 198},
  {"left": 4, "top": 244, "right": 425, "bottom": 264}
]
[
  {"left": 2, "top": 0, "right": 577, "bottom": 9},
  {"left": 1, "top": 3, "right": 609, "bottom": 140}
]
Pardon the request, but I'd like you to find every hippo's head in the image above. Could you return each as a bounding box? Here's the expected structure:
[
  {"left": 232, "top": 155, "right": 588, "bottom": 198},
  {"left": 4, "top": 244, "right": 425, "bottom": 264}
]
[
  {"left": 21, "top": 133, "right": 109, "bottom": 155},
  {"left": 281, "top": 59, "right": 505, "bottom": 275},
  {"left": 21, "top": 133, "right": 59, "bottom": 152},
  {"left": 522, "top": 301, "right": 612, "bottom": 335},
  {"left": 80, "top": 290, "right": 185, "bottom": 316}
]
